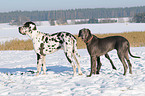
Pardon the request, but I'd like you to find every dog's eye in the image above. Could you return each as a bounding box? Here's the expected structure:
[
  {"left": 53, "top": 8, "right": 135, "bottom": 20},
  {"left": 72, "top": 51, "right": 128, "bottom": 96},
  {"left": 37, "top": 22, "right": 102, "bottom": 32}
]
[{"left": 24, "top": 25, "right": 27, "bottom": 27}]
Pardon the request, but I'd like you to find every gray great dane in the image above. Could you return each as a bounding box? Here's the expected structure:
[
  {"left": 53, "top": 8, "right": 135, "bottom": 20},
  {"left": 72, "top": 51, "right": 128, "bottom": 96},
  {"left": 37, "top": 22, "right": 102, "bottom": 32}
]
[
  {"left": 18, "top": 22, "right": 82, "bottom": 76},
  {"left": 78, "top": 28, "right": 140, "bottom": 77}
]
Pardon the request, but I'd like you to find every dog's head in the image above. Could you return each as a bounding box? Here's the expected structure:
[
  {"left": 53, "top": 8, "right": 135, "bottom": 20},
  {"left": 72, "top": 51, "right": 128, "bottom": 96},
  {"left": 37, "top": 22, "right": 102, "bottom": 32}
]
[
  {"left": 18, "top": 21, "right": 37, "bottom": 35},
  {"left": 78, "top": 28, "right": 91, "bottom": 42}
]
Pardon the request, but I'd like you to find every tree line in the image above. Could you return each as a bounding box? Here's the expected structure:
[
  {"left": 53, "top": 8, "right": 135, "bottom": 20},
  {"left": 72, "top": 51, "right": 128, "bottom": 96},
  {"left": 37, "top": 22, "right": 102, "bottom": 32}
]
[
  {"left": 133, "top": 12, "right": 145, "bottom": 23},
  {"left": 0, "top": 6, "right": 145, "bottom": 24}
]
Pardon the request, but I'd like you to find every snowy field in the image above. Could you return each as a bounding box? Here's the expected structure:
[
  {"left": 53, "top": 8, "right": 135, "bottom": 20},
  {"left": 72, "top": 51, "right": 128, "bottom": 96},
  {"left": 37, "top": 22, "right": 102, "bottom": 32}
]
[
  {"left": 0, "top": 22, "right": 145, "bottom": 43},
  {"left": 0, "top": 47, "right": 145, "bottom": 96},
  {"left": 0, "top": 22, "right": 145, "bottom": 95}
]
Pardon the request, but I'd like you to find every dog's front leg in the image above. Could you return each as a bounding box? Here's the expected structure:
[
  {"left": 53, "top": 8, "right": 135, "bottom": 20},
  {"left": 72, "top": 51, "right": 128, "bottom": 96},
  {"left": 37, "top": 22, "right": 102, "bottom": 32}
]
[
  {"left": 96, "top": 57, "right": 102, "bottom": 74},
  {"left": 87, "top": 56, "right": 96, "bottom": 77},
  {"left": 36, "top": 53, "right": 42, "bottom": 76},
  {"left": 42, "top": 55, "right": 46, "bottom": 75}
]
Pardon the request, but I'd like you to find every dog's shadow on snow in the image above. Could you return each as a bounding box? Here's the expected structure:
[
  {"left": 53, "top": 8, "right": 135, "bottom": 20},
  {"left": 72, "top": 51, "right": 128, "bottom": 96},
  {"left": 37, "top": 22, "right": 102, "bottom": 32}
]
[
  {"left": 0, "top": 67, "right": 37, "bottom": 74},
  {"left": 47, "top": 66, "right": 73, "bottom": 73},
  {"left": 0, "top": 66, "right": 73, "bottom": 75}
]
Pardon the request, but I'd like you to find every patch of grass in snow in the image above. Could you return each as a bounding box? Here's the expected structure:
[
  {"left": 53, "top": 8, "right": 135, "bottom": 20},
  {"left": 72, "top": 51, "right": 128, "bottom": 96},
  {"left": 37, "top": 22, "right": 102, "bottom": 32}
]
[
  {"left": 0, "top": 39, "right": 33, "bottom": 50},
  {"left": 76, "top": 31, "right": 145, "bottom": 49},
  {"left": 0, "top": 31, "right": 145, "bottom": 50}
]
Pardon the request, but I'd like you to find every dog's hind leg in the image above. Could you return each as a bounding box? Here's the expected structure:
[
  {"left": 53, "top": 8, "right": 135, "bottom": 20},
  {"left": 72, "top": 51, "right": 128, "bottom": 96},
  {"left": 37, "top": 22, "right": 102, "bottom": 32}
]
[
  {"left": 117, "top": 52, "right": 128, "bottom": 75},
  {"left": 124, "top": 51, "right": 132, "bottom": 74},
  {"left": 72, "top": 53, "right": 83, "bottom": 75},
  {"left": 65, "top": 52, "right": 77, "bottom": 76},
  {"left": 105, "top": 53, "right": 117, "bottom": 70},
  {"left": 96, "top": 57, "right": 102, "bottom": 74}
]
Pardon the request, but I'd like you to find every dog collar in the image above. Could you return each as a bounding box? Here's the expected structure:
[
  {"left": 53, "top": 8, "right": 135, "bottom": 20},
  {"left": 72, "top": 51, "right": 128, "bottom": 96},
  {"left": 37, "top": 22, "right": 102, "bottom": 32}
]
[{"left": 86, "top": 36, "right": 93, "bottom": 43}]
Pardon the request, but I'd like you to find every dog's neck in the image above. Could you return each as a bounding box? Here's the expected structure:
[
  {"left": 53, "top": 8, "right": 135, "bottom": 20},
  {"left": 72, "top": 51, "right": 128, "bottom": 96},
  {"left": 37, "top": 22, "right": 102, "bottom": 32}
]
[
  {"left": 27, "top": 30, "right": 43, "bottom": 39},
  {"left": 85, "top": 35, "right": 93, "bottom": 44}
]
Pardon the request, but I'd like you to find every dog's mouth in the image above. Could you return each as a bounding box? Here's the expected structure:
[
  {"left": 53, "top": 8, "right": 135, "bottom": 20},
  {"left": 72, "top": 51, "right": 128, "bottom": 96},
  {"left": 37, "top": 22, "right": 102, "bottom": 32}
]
[
  {"left": 78, "top": 36, "right": 85, "bottom": 41},
  {"left": 81, "top": 37, "right": 85, "bottom": 41},
  {"left": 78, "top": 31, "right": 86, "bottom": 41},
  {"left": 18, "top": 27, "right": 26, "bottom": 35}
]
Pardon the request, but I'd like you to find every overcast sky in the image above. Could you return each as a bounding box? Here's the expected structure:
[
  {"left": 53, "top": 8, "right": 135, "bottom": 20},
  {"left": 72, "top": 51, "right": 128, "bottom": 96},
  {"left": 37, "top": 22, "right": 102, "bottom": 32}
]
[{"left": 1, "top": 0, "right": 145, "bottom": 12}]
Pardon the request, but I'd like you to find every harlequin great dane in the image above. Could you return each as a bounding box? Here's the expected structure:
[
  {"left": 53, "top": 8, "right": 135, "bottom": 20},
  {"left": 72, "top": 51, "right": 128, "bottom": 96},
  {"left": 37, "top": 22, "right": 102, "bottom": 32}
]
[
  {"left": 78, "top": 28, "right": 140, "bottom": 77},
  {"left": 18, "top": 22, "right": 82, "bottom": 76}
]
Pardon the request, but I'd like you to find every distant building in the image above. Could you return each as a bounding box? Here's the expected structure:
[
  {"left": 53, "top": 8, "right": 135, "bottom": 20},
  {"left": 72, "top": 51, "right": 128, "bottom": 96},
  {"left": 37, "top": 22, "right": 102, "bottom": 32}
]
[
  {"left": 49, "top": 17, "right": 133, "bottom": 26},
  {"left": 98, "top": 18, "right": 117, "bottom": 23},
  {"left": 117, "top": 17, "right": 133, "bottom": 23}
]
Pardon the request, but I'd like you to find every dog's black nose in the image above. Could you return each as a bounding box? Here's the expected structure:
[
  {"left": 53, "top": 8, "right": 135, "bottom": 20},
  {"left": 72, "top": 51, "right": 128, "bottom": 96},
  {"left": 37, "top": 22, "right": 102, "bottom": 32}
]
[
  {"left": 78, "top": 34, "right": 81, "bottom": 37},
  {"left": 18, "top": 27, "right": 21, "bottom": 30},
  {"left": 78, "top": 30, "right": 82, "bottom": 37},
  {"left": 18, "top": 27, "right": 21, "bottom": 31}
]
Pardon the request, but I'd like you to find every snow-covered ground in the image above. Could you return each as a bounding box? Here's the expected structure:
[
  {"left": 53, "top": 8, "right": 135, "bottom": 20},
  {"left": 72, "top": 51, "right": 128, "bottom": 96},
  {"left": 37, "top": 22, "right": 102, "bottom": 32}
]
[
  {"left": 0, "top": 22, "right": 145, "bottom": 95},
  {"left": 0, "top": 22, "right": 145, "bottom": 43},
  {"left": 0, "top": 47, "right": 145, "bottom": 96}
]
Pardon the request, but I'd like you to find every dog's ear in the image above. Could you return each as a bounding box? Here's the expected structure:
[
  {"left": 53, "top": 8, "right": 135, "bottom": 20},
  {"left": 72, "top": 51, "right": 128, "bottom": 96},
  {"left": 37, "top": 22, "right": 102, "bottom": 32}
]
[
  {"left": 29, "top": 22, "right": 37, "bottom": 30},
  {"left": 24, "top": 22, "right": 37, "bottom": 30},
  {"left": 24, "top": 22, "right": 30, "bottom": 27},
  {"left": 86, "top": 29, "right": 91, "bottom": 36},
  {"left": 32, "top": 25, "right": 37, "bottom": 30}
]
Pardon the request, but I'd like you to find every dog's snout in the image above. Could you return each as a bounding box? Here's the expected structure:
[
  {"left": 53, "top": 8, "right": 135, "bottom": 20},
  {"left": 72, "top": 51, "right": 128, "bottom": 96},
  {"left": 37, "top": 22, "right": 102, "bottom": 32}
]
[
  {"left": 78, "top": 30, "right": 82, "bottom": 37},
  {"left": 78, "top": 34, "right": 80, "bottom": 37},
  {"left": 18, "top": 27, "right": 26, "bottom": 35}
]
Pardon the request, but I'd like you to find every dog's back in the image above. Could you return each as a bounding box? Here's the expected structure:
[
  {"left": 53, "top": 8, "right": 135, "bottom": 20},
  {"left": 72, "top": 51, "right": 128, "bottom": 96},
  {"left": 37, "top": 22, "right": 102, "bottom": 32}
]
[{"left": 98, "top": 36, "right": 128, "bottom": 50}]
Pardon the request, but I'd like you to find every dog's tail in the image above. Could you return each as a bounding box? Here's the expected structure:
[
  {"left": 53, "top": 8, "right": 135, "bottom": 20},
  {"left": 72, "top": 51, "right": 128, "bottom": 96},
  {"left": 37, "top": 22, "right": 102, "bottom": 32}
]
[
  {"left": 128, "top": 43, "right": 140, "bottom": 58},
  {"left": 72, "top": 37, "right": 81, "bottom": 57}
]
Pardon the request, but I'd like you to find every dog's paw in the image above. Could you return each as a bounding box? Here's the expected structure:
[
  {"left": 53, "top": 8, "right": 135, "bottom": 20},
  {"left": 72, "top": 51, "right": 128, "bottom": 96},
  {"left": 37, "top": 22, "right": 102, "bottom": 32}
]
[
  {"left": 87, "top": 74, "right": 92, "bottom": 77},
  {"left": 79, "top": 73, "right": 83, "bottom": 75},
  {"left": 113, "top": 67, "right": 117, "bottom": 70},
  {"left": 43, "top": 73, "right": 46, "bottom": 75},
  {"left": 36, "top": 72, "right": 39, "bottom": 76},
  {"left": 73, "top": 73, "right": 77, "bottom": 77},
  {"left": 129, "top": 71, "right": 132, "bottom": 74},
  {"left": 96, "top": 71, "right": 99, "bottom": 74}
]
